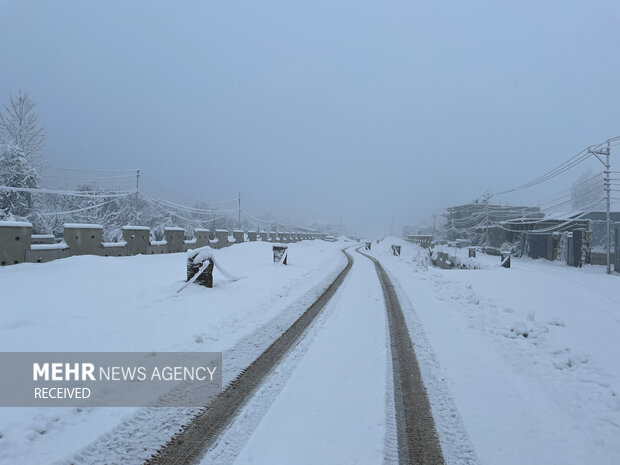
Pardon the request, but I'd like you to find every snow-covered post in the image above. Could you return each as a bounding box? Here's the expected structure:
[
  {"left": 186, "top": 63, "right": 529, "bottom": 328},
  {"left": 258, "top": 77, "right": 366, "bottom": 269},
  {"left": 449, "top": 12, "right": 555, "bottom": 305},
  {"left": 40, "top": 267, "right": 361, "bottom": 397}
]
[
  {"left": 273, "top": 245, "right": 288, "bottom": 265},
  {"left": 233, "top": 229, "right": 244, "bottom": 244},
  {"left": 247, "top": 230, "right": 257, "bottom": 241},
  {"left": 269, "top": 231, "right": 277, "bottom": 242},
  {"left": 501, "top": 252, "right": 511, "bottom": 268},
  {"left": 572, "top": 228, "right": 588, "bottom": 268},
  {"left": 186, "top": 250, "right": 214, "bottom": 288},
  {"left": 260, "top": 231, "right": 268, "bottom": 242}
]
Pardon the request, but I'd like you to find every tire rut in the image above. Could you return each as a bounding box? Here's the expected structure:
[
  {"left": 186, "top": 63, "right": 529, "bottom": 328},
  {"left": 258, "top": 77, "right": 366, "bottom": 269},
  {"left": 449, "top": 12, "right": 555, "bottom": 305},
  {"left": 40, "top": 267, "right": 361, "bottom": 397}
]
[{"left": 357, "top": 248, "right": 445, "bottom": 465}]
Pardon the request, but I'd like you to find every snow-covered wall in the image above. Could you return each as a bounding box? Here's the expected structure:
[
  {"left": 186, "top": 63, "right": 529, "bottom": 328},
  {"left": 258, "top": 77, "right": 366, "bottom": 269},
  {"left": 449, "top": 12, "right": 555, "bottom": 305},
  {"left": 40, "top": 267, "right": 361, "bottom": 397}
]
[{"left": 0, "top": 222, "right": 324, "bottom": 266}]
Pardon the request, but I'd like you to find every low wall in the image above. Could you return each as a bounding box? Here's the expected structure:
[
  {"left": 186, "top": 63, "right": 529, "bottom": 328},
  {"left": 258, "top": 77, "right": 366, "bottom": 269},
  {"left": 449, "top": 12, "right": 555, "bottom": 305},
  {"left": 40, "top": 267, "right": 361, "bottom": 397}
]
[{"left": 0, "top": 222, "right": 324, "bottom": 266}]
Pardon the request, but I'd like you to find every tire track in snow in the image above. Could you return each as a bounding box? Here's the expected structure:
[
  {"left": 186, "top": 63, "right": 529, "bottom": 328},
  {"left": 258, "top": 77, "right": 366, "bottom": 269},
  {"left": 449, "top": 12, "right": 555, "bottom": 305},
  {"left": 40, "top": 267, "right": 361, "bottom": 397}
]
[
  {"left": 357, "top": 248, "right": 445, "bottom": 465},
  {"left": 144, "top": 248, "right": 354, "bottom": 465}
]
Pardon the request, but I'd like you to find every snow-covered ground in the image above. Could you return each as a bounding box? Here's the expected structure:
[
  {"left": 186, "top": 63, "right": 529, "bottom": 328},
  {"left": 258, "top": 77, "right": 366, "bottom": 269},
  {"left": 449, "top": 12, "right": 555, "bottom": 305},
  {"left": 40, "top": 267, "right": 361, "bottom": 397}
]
[
  {"left": 0, "top": 240, "right": 346, "bottom": 465},
  {"left": 369, "top": 237, "right": 620, "bottom": 465},
  {"left": 2, "top": 235, "right": 619, "bottom": 465}
]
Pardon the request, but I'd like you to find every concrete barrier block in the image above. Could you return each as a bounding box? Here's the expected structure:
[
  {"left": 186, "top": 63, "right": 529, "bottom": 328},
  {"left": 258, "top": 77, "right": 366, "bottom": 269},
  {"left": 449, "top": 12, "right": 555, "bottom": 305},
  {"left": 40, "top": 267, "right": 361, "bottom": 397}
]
[
  {"left": 0, "top": 221, "right": 32, "bottom": 265},
  {"left": 147, "top": 235, "right": 167, "bottom": 254},
  {"left": 63, "top": 224, "right": 103, "bottom": 256},
  {"left": 248, "top": 231, "right": 257, "bottom": 241},
  {"left": 214, "top": 229, "right": 229, "bottom": 249},
  {"left": 102, "top": 242, "right": 128, "bottom": 257},
  {"left": 164, "top": 227, "right": 185, "bottom": 253},
  {"left": 25, "top": 243, "right": 71, "bottom": 263},
  {"left": 31, "top": 234, "right": 55, "bottom": 245},
  {"left": 233, "top": 229, "right": 244, "bottom": 243},
  {"left": 193, "top": 228, "right": 210, "bottom": 248},
  {"left": 122, "top": 226, "right": 150, "bottom": 255}
]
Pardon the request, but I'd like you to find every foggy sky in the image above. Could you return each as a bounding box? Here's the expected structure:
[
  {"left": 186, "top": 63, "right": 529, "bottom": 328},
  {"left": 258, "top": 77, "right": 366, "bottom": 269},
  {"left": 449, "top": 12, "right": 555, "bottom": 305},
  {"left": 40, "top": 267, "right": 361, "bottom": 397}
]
[{"left": 1, "top": 0, "right": 619, "bottom": 235}]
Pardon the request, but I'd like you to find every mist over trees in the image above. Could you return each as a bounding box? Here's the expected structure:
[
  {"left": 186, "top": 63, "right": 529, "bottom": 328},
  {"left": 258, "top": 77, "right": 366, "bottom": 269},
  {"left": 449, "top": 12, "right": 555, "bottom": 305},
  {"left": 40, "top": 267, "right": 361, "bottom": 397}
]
[
  {"left": 571, "top": 168, "right": 600, "bottom": 210},
  {"left": 0, "top": 91, "right": 319, "bottom": 240}
]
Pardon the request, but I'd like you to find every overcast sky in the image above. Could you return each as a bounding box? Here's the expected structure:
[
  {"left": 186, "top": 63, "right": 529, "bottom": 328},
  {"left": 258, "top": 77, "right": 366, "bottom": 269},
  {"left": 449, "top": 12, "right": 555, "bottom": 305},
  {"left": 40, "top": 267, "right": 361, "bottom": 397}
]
[{"left": 1, "top": 0, "right": 619, "bottom": 235}]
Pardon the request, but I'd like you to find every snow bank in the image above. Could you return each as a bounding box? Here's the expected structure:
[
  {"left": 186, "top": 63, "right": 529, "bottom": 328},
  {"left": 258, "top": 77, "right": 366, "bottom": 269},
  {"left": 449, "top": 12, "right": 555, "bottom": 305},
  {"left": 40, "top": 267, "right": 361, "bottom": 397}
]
[
  {"left": 372, "top": 236, "right": 433, "bottom": 270},
  {"left": 371, "top": 246, "right": 620, "bottom": 465}
]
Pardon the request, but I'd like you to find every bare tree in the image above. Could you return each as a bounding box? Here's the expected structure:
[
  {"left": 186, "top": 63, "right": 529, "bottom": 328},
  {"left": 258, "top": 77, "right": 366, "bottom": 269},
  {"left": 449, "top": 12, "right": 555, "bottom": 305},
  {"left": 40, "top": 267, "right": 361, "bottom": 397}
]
[
  {"left": 0, "top": 90, "right": 46, "bottom": 161},
  {"left": 570, "top": 168, "right": 601, "bottom": 210}
]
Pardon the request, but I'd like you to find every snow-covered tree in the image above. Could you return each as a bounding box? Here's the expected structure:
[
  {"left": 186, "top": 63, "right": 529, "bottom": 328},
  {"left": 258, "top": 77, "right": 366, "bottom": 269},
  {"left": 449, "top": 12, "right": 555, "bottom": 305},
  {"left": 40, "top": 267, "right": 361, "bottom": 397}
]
[
  {"left": 0, "top": 90, "right": 46, "bottom": 162},
  {"left": 0, "top": 143, "right": 40, "bottom": 218},
  {"left": 570, "top": 168, "right": 600, "bottom": 210}
]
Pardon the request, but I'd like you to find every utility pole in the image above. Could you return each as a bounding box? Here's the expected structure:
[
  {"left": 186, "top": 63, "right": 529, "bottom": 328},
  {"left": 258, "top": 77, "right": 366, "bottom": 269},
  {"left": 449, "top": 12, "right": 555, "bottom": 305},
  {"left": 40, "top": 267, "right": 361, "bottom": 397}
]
[
  {"left": 588, "top": 141, "right": 612, "bottom": 274},
  {"left": 238, "top": 191, "right": 241, "bottom": 229},
  {"left": 135, "top": 169, "right": 140, "bottom": 224}
]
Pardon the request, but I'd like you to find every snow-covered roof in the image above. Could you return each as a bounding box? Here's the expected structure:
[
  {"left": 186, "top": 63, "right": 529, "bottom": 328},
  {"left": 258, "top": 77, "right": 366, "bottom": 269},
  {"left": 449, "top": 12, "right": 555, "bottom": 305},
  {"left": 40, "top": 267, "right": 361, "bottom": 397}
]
[
  {"left": 194, "top": 228, "right": 210, "bottom": 232},
  {"left": 164, "top": 227, "right": 184, "bottom": 231},
  {"left": 0, "top": 221, "right": 32, "bottom": 228},
  {"left": 122, "top": 225, "right": 151, "bottom": 231},
  {"left": 63, "top": 223, "right": 103, "bottom": 229}
]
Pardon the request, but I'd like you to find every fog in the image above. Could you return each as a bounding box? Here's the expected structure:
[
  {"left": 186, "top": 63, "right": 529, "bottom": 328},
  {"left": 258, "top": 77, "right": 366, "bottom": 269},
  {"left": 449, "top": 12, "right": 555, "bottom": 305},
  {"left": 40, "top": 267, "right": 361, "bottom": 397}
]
[{"left": 1, "top": 0, "right": 619, "bottom": 236}]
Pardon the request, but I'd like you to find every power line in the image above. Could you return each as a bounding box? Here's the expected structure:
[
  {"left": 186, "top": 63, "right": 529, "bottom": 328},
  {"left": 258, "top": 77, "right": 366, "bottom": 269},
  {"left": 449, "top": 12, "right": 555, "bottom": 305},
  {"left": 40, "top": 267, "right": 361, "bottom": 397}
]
[
  {"left": 493, "top": 137, "right": 619, "bottom": 196},
  {"left": 0, "top": 184, "right": 134, "bottom": 198},
  {"left": 37, "top": 197, "right": 128, "bottom": 216},
  {"left": 45, "top": 165, "right": 136, "bottom": 173}
]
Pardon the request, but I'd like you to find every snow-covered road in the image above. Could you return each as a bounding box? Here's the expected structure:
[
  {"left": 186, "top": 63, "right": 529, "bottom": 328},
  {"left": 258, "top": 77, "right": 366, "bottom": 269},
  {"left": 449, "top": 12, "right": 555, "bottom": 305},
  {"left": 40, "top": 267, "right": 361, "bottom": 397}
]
[{"left": 202, "top": 248, "right": 391, "bottom": 465}]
